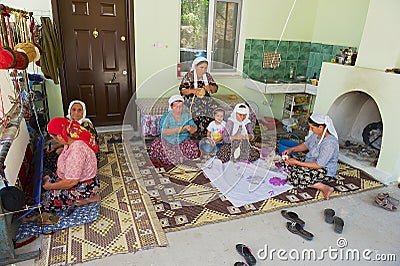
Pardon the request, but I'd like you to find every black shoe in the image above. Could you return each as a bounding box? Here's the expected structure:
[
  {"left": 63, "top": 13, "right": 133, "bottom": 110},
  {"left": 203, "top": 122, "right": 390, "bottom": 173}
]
[
  {"left": 235, "top": 244, "right": 256, "bottom": 266},
  {"left": 286, "top": 222, "right": 314, "bottom": 240},
  {"left": 107, "top": 137, "right": 122, "bottom": 143},
  {"left": 324, "top": 208, "right": 335, "bottom": 224},
  {"left": 333, "top": 216, "right": 344, "bottom": 234},
  {"left": 234, "top": 262, "right": 248, "bottom": 266},
  {"left": 281, "top": 209, "right": 305, "bottom": 226}
]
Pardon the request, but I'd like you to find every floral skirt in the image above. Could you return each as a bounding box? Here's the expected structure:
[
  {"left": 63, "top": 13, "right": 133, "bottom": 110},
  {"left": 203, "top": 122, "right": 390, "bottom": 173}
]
[
  {"left": 42, "top": 173, "right": 100, "bottom": 212},
  {"left": 285, "top": 165, "right": 330, "bottom": 188},
  {"left": 148, "top": 137, "right": 200, "bottom": 164},
  {"left": 183, "top": 96, "right": 219, "bottom": 138},
  {"left": 216, "top": 140, "right": 260, "bottom": 163}
]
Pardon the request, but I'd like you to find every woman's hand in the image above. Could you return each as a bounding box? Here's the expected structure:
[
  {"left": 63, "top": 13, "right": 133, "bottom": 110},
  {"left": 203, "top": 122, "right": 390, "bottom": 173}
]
[
  {"left": 42, "top": 179, "right": 53, "bottom": 190},
  {"left": 285, "top": 157, "right": 298, "bottom": 166},
  {"left": 282, "top": 148, "right": 292, "bottom": 156}
]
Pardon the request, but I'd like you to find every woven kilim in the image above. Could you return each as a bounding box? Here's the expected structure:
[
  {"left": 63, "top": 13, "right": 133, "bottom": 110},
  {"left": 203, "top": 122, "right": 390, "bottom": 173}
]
[
  {"left": 125, "top": 140, "right": 384, "bottom": 233},
  {"left": 37, "top": 133, "right": 168, "bottom": 265}
]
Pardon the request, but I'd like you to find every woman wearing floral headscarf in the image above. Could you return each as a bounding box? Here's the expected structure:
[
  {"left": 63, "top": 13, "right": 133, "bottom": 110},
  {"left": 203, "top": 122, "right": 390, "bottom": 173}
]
[
  {"left": 216, "top": 103, "right": 260, "bottom": 163},
  {"left": 42, "top": 117, "right": 100, "bottom": 212},
  {"left": 282, "top": 113, "right": 339, "bottom": 200},
  {"left": 179, "top": 57, "right": 219, "bottom": 138}
]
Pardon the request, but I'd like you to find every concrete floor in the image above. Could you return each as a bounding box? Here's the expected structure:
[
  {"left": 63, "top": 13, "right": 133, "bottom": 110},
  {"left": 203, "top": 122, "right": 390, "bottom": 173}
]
[
  {"left": 13, "top": 127, "right": 400, "bottom": 265},
  {"left": 15, "top": 183, "right": 399, "bottom": 266}
]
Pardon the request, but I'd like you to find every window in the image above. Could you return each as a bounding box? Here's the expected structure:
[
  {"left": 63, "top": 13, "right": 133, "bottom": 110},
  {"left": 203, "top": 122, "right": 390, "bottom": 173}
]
[{"left": 179, "top": 0, "right": 242, "bottom": 74}]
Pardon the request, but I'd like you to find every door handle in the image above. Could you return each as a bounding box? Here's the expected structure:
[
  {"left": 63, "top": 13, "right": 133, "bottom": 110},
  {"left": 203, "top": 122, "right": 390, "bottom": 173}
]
[{"left": 109, "top": 73, "right": 116, "bottom": 83}]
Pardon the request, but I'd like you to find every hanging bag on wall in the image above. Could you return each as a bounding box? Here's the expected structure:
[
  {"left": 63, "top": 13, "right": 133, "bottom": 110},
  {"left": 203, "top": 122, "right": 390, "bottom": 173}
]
[{"left": 0, "top": 177, "right": 25, "bottom": 212}]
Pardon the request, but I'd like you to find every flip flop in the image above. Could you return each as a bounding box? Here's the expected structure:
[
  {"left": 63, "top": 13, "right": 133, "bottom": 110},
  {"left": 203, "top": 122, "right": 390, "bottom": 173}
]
[
  {"left": 286, "top": 222, "right": 314, "bottom": 240},
  {"left": 235, "top": 244, "right": 256, "bottom": 266},
  {"left": 333, "top": 216, "right": 344, "bottom": 234},
  {"left": 281, "top": 210, "right": 305, "bottom": 226},
  {"left": 324, "top": 208, "right": 335, "bottom": 224}
]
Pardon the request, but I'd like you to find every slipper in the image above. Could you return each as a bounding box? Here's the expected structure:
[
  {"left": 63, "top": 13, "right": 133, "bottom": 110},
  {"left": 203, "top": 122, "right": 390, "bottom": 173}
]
[
  {"left": 286, "top": 222, "right": 314, "bottom": 240},
  {"left": 333, "top": 216, "right": 344, "bottom": 234},
  {"left": 234, "top": 262, "right": 248, "bottom": 266},
  {"left": 235, "top": 244, "right": 256, "bottom": 266},
  {"left": 324, "top": 208, "right": 335, "bottom": 224},
  {"left": 281, "top": 210, "right": 305, "bottom": 226}
]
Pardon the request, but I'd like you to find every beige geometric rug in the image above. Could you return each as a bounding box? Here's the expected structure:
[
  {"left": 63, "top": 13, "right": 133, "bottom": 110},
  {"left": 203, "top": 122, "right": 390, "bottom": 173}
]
[
  {"left": 125, "top": 140, "right": 384, "bottom": 233},
  {"left": 37, "top": 133, "right": 167, "bottom": 265}
]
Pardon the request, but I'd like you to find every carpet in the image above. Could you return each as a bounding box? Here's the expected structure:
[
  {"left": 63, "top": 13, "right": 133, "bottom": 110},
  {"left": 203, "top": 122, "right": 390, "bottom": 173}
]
[
  {"left": 125, "top": 140, "right": 384, "bottom": 233},
  {"left": 37, "top": 133, "right": 168, "bottom": 266}
]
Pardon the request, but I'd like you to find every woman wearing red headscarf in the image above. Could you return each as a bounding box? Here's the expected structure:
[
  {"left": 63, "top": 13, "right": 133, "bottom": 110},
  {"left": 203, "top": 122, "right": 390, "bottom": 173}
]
[{"left": 42, "top": 117, "right": 100, "bottom": 212}]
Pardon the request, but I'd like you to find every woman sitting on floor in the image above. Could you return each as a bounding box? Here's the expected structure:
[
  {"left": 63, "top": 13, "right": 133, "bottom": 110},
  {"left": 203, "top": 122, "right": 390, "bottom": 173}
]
[
  {"left": 45, "top": 100, "right": 99, "bottom": 174},
  {"left": 282, "top": 113, "right": 339, "bottom": 200},
  {"left": 216, "top": 103, "right": 260, "bottom": 163},
  {"left": 42, "top": 117, "right": 100, "bottom": 212},
  {"left": 148, "top": 95, "right": 200, "bottom": 164}
]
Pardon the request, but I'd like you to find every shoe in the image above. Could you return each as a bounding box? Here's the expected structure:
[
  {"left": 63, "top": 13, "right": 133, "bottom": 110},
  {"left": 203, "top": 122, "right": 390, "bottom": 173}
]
[
  {"left": 234, "top": 262, "right": 248, "bottom": 266},
  {"left": 286, "top": 222, "right": 314, "bottom": 240},
  {"left": 108, "top": 137, "right": 122, "bottom": 143},
  {"left": 235, "top": 244, "right": 256, "bottom": 266},
  {"left": 333, "top": 216, "right": 344, "bottom": 234},
  {"left": 375, "top": 194, "right": 398, "bottom": 211},
  {"left": 281, "top": 210, "right": 305, "bottom": 226},
  {"left": 324, "top": 208, "right": 335, "bottom": 224}
]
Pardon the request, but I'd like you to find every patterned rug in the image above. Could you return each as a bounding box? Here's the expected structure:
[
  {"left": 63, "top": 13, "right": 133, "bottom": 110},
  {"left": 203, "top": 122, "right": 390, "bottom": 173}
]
[
  {"left": 37, "top": 133, "right": 168, "bottom": 265},
  {"left": 125, "top": 139, "right": 384, "bottom": 233}
]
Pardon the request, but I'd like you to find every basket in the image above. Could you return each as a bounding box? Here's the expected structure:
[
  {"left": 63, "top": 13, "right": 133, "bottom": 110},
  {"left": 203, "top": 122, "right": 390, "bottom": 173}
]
[{"left": 278, "top": 133, "right": 300, "bottom": 155}]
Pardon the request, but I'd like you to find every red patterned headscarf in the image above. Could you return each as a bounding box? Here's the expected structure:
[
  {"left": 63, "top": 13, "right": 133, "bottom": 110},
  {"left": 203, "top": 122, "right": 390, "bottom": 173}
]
[{"left": 47, "top": 117, "right": 98, "bottom": 153}]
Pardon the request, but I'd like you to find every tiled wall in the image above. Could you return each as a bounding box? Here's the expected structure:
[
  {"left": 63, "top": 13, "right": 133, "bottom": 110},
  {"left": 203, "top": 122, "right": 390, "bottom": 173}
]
[{"left": 243, "top": 39, "right": 357, "bottom": 81}]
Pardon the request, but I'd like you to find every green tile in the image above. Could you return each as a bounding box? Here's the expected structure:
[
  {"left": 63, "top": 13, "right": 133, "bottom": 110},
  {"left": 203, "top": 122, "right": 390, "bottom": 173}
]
[
  {"left": 244, "top": 39, "right": 251, "bottom": 59},
  {"left": 323, "top": 54, "right": 333, "bottom": 62},
  {"left": 321, "top": 44, "right": 333, "bottom": 55},
  {"left": 310, "top": 43, "right": 321, "bottom": 53},
  {"left": 298, "top": 50, "right": 309, "bottom": 60},
  {"left": 248, "top": 58, "right": 263, "bottom": 79},
  {"left": 250, "top": 40, "right": 264, "bottom": 59},
  {"left": 300, "top": 41, "right": 311, "bottom": 53},
  {"left": 308, "top": 53, "right": 315, "bottom": 67},
  {"left": 242, "top": 59, "right": 250, "bottom": 75},
  {"left": 314, "top": 53, "right": 323, "bottom": 68},
  {"left": 263, "top": 69, "right": 274, "bottom": 80},
  {"left": 287, "top": 49, "right": 299, "bottom": 60},
  {"left": 277, "top": 41, "right": 289, "bottom": 59},
  {"left": 297, "top": 60, "right": 308, "bottom": 76},
  {"left": 264, "top": 40, "right": 278, "bottom": 52}
]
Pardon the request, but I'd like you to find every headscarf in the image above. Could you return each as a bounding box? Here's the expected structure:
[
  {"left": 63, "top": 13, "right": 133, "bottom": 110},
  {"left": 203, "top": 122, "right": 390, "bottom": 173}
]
[
  {"left": 191, "top": 57, "right": 209, "bottom": 89},
  {"left": 47, "top": 117, "right": 98, "bottom": 153},
  {"left": 228, "top": 103, "right": 251, "bottom": 136},
  {"left": 168, "top": 95, "right": 184, "bottom": 111},
  {"left": 66, "top": 100, "right": 92, "bottom": 124},
  {"left": 310, "top": 113, "right": 338, "bottom": 145}
]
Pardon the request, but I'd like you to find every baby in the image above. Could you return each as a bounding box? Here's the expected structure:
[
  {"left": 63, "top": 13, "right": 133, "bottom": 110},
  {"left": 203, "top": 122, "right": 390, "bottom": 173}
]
[{"left": 200, "top": 108, "right": 226, "bottom": 154}]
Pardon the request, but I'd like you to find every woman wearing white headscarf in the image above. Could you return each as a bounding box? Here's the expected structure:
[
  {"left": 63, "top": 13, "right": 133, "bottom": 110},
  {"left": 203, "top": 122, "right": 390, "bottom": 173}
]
[
  {"left": 179, "top": 57, "right": 219, "bottom": 138},
  {"left": 67, "top": 100, "right": 98, "bottom": 143},
  {"left": 216, "top": 103, "right": 260, "bottom": 163},
  {"left": 148, "top": 95, "right": 200, "bottom": 164},
  {"left": 282, "top": 113, "right": 339, "bottom": 200}
]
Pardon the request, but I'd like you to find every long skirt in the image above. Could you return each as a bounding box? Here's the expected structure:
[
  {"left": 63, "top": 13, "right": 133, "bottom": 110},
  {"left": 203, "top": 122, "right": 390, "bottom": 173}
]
[
  {"left": 42, "top": 173, "right": 100, "bottom": 212},
  {"left": 148, "top": 137, "right": 200, "bottom": 164},
  {"left": 285, "top": 165, "right": 330, "bottom": 188},
  {"left": 183, "top": 95, "right": 219, "bottom": 138},
  {"left": 216, "top": 140, "right": 260, "bottom": 163}
]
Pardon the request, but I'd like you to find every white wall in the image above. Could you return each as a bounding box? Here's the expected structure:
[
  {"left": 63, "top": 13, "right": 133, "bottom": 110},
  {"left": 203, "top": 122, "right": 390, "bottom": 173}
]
[{"left": 356, "top": 0, "right": 400, "bottom": 70}]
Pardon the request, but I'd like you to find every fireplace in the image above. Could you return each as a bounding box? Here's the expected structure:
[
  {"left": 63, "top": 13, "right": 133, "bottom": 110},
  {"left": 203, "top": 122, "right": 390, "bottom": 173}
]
[{"left": 313, "top": 63, "right": 400, "bottom": 184}]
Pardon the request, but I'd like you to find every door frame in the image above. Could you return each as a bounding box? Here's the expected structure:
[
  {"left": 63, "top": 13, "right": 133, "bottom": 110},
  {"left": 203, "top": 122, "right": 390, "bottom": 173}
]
[{"left": 51, "top": 0, "right": 137, "bottom": 128}]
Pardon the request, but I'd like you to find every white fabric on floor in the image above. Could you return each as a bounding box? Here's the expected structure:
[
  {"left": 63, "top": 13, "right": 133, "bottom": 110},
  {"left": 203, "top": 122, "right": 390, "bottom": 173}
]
[{"left": 202, "top": 157, "right": 293, "bottom": 207}]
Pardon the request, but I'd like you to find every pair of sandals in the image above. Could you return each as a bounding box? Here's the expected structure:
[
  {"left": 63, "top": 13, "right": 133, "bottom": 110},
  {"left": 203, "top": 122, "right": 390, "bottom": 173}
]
[
  {"left": 324, "top": 208, "right": 344, "bottom": 234},
  {"left": 281, "top": 210, "right": 314, "bottom": 240},
  {"left": 375, "top": 192, "right": 399, "bottom": 211}
]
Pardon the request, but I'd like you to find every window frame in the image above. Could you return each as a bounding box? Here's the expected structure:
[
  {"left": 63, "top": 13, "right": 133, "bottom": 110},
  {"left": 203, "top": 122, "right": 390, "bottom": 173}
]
[{"left": 179, "top": 0, "right": 243, "bottom": 76}]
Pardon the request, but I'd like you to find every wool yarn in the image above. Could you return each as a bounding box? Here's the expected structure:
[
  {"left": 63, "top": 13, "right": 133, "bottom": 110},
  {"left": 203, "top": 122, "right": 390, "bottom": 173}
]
[
  {"left": 0, "top": 46, "right": 16, "bottom": 69},
  {"left": 13, "top": 50, "right": 29, "bottom": 70},
  {"left": 15, "top": 42, "right": 37, "bottom": 63}
]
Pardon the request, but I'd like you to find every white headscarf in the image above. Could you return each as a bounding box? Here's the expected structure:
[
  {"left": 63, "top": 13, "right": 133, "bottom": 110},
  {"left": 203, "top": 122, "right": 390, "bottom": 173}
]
[
  {"left": 168, "top": 95, "right": 184, "bottom": 111},
  {"left": 66, "top": 100, "right": 92, "bottom": 124},
  {"left": 228, "top": 103, "right": 251, "bottom": 136},
  {"left": 310, "top": 113, "right": 338, "bottom": 145},
  {"left": 191, "top": 57, "right": 209, "bottom": 88}
]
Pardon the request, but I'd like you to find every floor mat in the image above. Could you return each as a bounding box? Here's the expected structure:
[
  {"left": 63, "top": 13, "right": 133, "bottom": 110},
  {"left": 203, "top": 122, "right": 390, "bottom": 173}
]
[
  {"left": 125, "top": 140, "right": 384, "bottom": 233},
  {"left": 37, "top": 133, "right": 168, "bottom": 265}
]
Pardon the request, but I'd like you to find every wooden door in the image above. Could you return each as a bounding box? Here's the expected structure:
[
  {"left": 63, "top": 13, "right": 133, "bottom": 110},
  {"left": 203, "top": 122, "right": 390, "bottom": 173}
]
[{"left": 54, "top": 0, "right": 135, "bottom": 126}]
